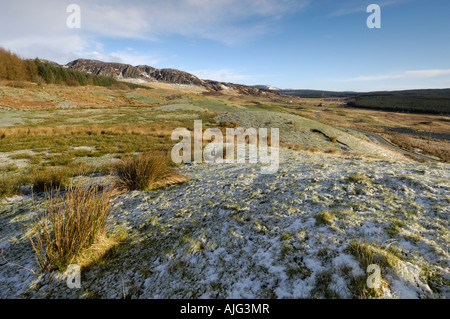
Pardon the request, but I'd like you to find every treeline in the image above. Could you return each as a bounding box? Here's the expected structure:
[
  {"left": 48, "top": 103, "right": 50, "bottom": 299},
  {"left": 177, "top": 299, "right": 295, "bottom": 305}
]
[
  {"left": 280, "top": 86, "right": 450, "bottom": 114},
  {"left": 279, "top": 89, "right": 357, "bottom": 98},
  {"left": 0, "top": 48, "right": 145, "bottom": 89},
  {"left": 347, "top": 90, "right": 450, "bottom": 114},
  {"left": 0, "top": 48, "right": 38, "bottom": 81}
]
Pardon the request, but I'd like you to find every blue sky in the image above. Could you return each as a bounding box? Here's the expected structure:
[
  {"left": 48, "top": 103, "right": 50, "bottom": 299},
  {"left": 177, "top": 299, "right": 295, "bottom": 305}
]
[{"left": 1, "top": 0, "right": 449, "bottom": 91}]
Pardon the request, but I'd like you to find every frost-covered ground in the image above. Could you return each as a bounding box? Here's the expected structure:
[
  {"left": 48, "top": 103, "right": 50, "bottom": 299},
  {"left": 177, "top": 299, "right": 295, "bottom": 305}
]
[{"left": 0, "top": 148, "right": 448, "bottom": 299}]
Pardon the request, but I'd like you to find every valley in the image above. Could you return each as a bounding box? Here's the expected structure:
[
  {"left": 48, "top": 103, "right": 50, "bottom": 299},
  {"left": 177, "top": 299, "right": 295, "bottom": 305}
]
[{"left": 0, "top": 77, "right": 449, "bottom": 299}]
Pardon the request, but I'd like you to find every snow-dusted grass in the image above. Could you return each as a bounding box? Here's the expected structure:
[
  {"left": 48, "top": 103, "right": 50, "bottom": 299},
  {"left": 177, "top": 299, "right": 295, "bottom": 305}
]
[{"left": 0, "top": 148, "right": 448, "bottom": 299}]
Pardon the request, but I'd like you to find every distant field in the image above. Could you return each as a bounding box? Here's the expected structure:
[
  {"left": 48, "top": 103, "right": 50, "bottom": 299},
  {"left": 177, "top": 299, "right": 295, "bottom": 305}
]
[{"left": 281, "top": 101, "right": 450, "bottom": 162}]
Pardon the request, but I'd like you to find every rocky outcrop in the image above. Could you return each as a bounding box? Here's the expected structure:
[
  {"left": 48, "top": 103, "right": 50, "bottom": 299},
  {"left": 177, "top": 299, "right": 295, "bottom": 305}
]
[
  {"left": 150, "top": 68, "right": 205, "bottom": 86},
  {"left": 66, "top": 59, "right": 205, "bottom": 86},
  {"left": 65, "top": 59, "right": 283, "bottom": 98},
  {"left": 205, "top": 80, "right": 282, "bottom": 97}
]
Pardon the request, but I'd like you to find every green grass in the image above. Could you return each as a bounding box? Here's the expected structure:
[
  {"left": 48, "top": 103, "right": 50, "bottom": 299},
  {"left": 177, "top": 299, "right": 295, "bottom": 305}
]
[
  {"left": 0, "top": 103, "right": 217, "bottom": 199},
  {"left": 309, "top": 271, "right": 341, "bottom": 299},
  {"left": 0, "top": 176, "right": 21, "bottom": 198},
  {"left": 71, "top": 149, "right": 103, "bottom": 158},
  {"left": 10, "top": 152, "right": 34, "bottom": 160},
  {"left": 125, "top": 92, "right": 167, "bottom": 104},
  {"left": 0, "top": 162, "right": 111, "bottom": 199},
  {"left": 0, "top": 133, "right": 171, "bottom": 154},
  {"left": 44, "top": 153, "right": 76, "bottom": 166},
  {"left": 0, "top": 164, "right": 19, "bottom": 173}
]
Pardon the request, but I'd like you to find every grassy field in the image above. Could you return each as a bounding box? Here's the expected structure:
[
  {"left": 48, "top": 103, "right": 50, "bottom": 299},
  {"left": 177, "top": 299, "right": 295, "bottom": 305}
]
[
  {"left": 0, "top": 81, "right": 449, "bottom": 299},
  {"left": 2, "top": 81, "right": 449, "bottom": 199}
]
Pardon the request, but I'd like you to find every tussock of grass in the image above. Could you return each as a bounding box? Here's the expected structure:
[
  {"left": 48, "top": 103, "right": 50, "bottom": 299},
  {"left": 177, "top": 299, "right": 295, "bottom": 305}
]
[
  {"left": 315, "top": 211, "right": 334, "bottom": 226},
  {"left": 75, "top": 228, "right": 128, "bottom": 269},
  {"left": 283, "top": 143, "right": 303, "bottom": 152},
  {"left": 10, "top": 152, "right": 34, "bottom": 160},
  {"left": 29, "top": 185, "right": 119, "bottom": 271},
  {"left": 344, "top": 240, "right": 400, "bottom": 298},
  {"left": 347, "top": 241, "right": 400, "bottom": 272},
  {"left": 0, "top": 177, "right": 21, "bottom": 198},
  {"left": 0, "top": 164, "right": 18, "bottom": 173},
  {"left": 115, "top": 152, "right": 187, "bottom": 191},
  {"left": 346, "top": 173, "right": 371, "bottom": 184},
  {"left": 44, "top": 153, "right": 75, "bottom": 166},
  {"left": 71, "top": 149, "right": 103, "bottom": 158},
  {"left": 219, "top": 121, "right": 239, "bottom": 128},
  {"left": 28, "top": 168, "right": 68, "bottom": 193},
  {"left": 309, "top": 271, "right": 341, "bottom": 299}
]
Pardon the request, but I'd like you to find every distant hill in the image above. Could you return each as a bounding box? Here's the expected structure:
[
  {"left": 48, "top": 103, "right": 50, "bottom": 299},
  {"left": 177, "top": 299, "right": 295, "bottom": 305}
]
[
  {"left": 252, "top": 85, "right": 281, "bottom": 91},
  {"left": 278, "top": 89, "right": 358, "bottom": 98},
  {"left": 0, "top": 48, "right": 146, "bottom": 89},
  {"left": 347, "top": 89, "right": 450, "bottom": 114},
  {"left": 281, "top": 88, "right": 450, "bottom": 114},
  {"left": 0, "top": 48, "right": 285, "bottom": 98}
]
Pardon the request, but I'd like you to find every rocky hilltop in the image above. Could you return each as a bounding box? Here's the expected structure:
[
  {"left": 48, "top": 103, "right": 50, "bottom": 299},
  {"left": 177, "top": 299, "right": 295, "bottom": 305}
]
[
  {"left": 65, "top": 59, "right": 281, "bottom": 97},
  {"left": 65, "top": 59, "right": 205, "bottom": 86}
]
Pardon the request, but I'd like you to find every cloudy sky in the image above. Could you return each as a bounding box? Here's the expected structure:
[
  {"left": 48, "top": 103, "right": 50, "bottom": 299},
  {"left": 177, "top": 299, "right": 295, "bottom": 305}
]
[{"left": 0, "top": 0, "right": 449, "bottom": 91}]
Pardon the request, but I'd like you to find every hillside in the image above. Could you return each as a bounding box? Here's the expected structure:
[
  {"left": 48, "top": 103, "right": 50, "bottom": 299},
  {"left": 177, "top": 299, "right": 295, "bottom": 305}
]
[
  {"left": 0, "top": 48, "right": 285, "bottom": 99},
  {"left": 0, "top": 48, "right": 146, "bottom": 90},
  {"left": 66, "top": 59, "right": 206, "bottom": 86},
  {"left": 65, "top": 59, "right": 283, "bottom": 98},
  {"left": 279, "top": 89, "right": 357, "bottom": 98},
  {"left": 347, "top": 90, "right": 450, "bottom": 114}
]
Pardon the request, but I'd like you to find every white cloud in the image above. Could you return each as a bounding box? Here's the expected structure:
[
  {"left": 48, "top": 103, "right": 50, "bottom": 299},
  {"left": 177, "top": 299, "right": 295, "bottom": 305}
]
[
  {"left": 404, "top": 69, "right": 450, "bottom": 78},
  {"left": 329, "top": 0, "right": 412, "bottom": 17},
  {"left": 86, "top": 50, "right": 163, "bottom": 67},
  {"left": 339, "top": 69, "right": 450, "bottom": 82},
  {"left": 0, "top": 35, "right": 90, "bottom": 63},
  {"left": 189, "top": 69, "right": 252, "bottom": 83},
  {"left": 0, "top": 0, "right": 309, "bottom": 65},
  {"left": 78, "top": 0, "right": 309, "bottom": 43}
]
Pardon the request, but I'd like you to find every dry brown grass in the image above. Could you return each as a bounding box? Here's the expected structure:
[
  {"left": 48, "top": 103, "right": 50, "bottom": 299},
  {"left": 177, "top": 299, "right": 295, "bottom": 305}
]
[
  {"left": 28, "top": 168, "right": 69, "bottom": 193},
  {"left": 29, "top": 185, "right": 120, "bottom": 271},
  {"left": 385, "top": 133, "right": 450, "bottom": 162},
  {"left": 219, "top": 121, "right": 240, "bottom": 128},
  {"left": 309, "top": 106, "right": 450, "bottom": 133},
  {"left": 115, "top": 152, "right": 187, "bottom": 191},
  {"left": 344, "top": 241, "right": 401, "bottom": 298},
  {"left": 0, "top": 124, "right": 175, "bottom": 139},
  {"left": 5, "top": 81, "right": 37, "bottom": 88},
  {"left": 283, "top": 143, "right": 303, "bottom": 152}
]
